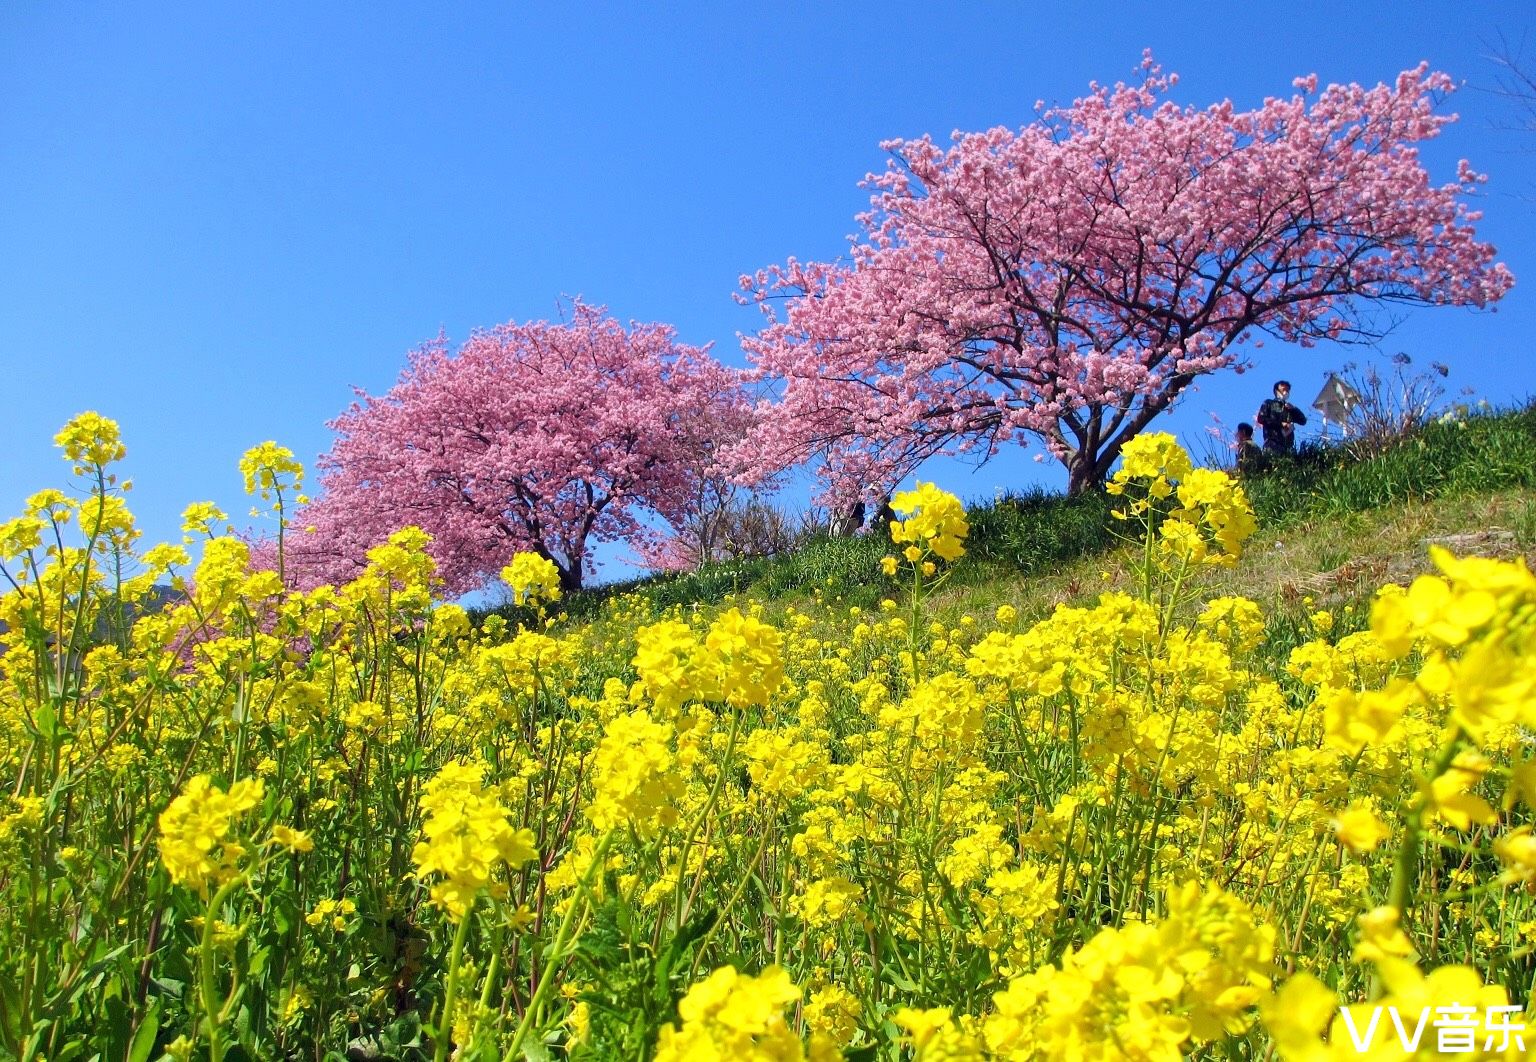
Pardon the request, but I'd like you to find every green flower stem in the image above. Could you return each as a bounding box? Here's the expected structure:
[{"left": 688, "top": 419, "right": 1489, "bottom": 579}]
[
  {"left": 909, "top": 555, "right": 924, "bottom": 684},
  {"left": 504, "top": 832, "right": 612, "bottom": 1062},
  {"left": 688, "top": 803, "right": 776, "bottom": 981},
  {"left": 199, "top": 872, "right": 249, "bottom": 1062},
  {"left": 672, "top": 707, "right": 744, "bottom": 930},
  {"left": 477, "top": 918, "right": 505, "bottom": 1035},
  {"left": 433, "top": 903, "right": 476, "bottom": 1062},
  {"left": 1388, "top": 734, "right": 1462, "bottom": 919},
  {"left": 1372, "top": 732, "right": 1463, "bottom": 999}
]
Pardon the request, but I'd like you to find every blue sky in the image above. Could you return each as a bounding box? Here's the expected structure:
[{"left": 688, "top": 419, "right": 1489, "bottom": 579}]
[{"left": 4, "top": 2, "right": 1535, "bottom": 584}]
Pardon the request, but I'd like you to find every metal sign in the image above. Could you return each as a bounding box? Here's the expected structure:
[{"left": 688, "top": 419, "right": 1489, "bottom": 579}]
[{"left": 1312, "top": 373, "right": 1361, "bottom": 430}]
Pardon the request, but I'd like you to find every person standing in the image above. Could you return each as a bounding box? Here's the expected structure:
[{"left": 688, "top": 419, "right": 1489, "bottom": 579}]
[
  {"left": 1255, "top": 380, "right": 1308, "bottom": 453},
  {"left": 1234, "top": 422, "right": 1264, "bottom": 475}
]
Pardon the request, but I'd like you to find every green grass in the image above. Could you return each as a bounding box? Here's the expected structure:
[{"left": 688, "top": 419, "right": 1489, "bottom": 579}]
[
  {"left": 1243, "top": 401, "right": 1536, "bottom": 523},
  {"left": 478, "top": 401, "right": 1536, "bottom": 628}
]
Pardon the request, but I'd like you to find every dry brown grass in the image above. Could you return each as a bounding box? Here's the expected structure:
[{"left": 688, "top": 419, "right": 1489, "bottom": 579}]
[{"left": 924, "top": 487, "right": 1536, "bottom": 632}]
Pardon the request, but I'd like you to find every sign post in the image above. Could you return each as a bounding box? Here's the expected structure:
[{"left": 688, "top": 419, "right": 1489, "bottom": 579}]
[{"left": 1312, "top": 374, "right": 1362, "bottom": 439}]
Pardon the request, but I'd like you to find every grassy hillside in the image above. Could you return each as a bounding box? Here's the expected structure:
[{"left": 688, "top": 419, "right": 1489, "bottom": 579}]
[{"left": 504, "top": 402, "right": 1536, "bottom": 632}]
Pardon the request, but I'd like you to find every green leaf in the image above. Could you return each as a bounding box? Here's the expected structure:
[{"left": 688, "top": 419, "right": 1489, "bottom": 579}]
[
  {"left": 0, "top": 973, "right": 21, "bottom": 1041},
  {"left": 127, "top": 1001, "right": 161, "bottom": 1062},
  {"left": 22, "top": 1021, "right": 54, "bottom": 1061},
  {"left": 232, "top": 1001, "right": 253, "bottom": 1040},
  {"left": 36, "top": 698, "right": 57, "bottom": 740},
  {"left": 62, "top": 944, "right": 132, "bottom": 1008},
  {"left": 148, "top": 976, "right": 186, "bottom": 1001},
  {"left": 103, "top": 992, "right": 132, "bottom": 1057},
  {"left": 654, "top": 907, "right": 717, "bottom": 993},
  {"left": 520, "top": 1041, "right": 553, "bottom": 1062}
]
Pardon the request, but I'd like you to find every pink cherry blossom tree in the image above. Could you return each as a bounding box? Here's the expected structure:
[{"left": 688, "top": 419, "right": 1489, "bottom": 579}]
[
  {"left": 736, "top": 57, "right": 1514, "bottom": 497},
  {"left": 288, "top": 300, "right": 749, "bottom": 594}
]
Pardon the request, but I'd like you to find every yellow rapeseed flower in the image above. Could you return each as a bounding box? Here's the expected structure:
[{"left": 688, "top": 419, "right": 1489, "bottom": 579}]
[
  {"left": 889, "top": 482, "right": 969, "bottom": 563},
  {"left": 1332, "top": 804, "right": 1392, "bottom": 854},
  {"left": 654, "top": 966, "right": 804, "bottom": 1061},
  {"left": 238, "top": 441, "right": 304, "bottom": 500},
  {"left": 502, "top": 551, "right": 563, "bottom": 605},
  {"left": 55, "top": 411, "right": 126, "bottom": 470},
  {"left": 157, "top": 775, "right": 265, "bottom": 894},
  {"left": 411, "top": 760, "right": 538, "bottom": 921},
  {"left": 586, "top": 709, "right": 684, "bottom": 837}
]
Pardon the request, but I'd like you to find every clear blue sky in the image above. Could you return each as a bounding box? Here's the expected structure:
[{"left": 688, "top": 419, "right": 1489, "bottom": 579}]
[{"left": 4, "top": 2, "right": 1535, "bottom": 583}]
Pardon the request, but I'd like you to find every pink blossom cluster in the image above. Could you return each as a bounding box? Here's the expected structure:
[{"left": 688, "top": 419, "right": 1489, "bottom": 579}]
[
  {"left": 734, "top": 56, "right": 1512, "bottom": 498},
  {"left": 286, "top": 300, "right": 749, "bottom": 594}
]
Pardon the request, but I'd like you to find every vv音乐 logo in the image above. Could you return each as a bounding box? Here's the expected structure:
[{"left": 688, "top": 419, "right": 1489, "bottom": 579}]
[{"left": 1338, "top": 1004, "right": 1525, "bottom": 1053}]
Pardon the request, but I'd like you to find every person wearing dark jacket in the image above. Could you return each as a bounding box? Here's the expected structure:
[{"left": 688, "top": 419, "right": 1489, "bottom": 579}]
[
  {"left": 1234, "top": 422, "right": 1265, "bottom": 475},
  {"left": 1255, "top": 380, "right": 1308, "bottom": 453}
]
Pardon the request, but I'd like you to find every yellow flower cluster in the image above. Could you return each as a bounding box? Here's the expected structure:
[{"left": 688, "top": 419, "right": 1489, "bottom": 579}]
[
  {"left": 886, "top": 481, "right": 969, "bottom": 572},
  {"left": 347, "top": 525, "right": 441, "bottom": 615},
  {"left": 0, "top": 515, "right": 44, "bottom": 562},
  {"left": 1114, "top": 431, "right": 1193, "bottom": 485},
  {"left": 501, "top": 551, "right": 563, "bottom": 605},
  {"left": 54, "top": 410, "right": 126, "bottom": 472},
  {"left": 1266, "top": 958, "right": 1526, "bottom": 1059},
  {"left": 985, "top": 884, "right": 1274, "bottom": 1058},
  {"left": 181, "top": 500, "right": 229, "bottom": 538},
  {"left": 157, "top": 776, "right": 265, "bottom": 894},
  {"left": 1170, "top": 467, "right": 1257, "bottom": 564},
  {"left": 892, "top": 1007, "right": 983, "bottom": 1058},
  {"left": 632, "top": 607, "right": 785, "bottom": 711},
  {"left": 411, "top": 760, "right": 538, "bottom": 920},
  {"left": 238, "top": 441, "right": 305, "bottom": 502},
  {"left": 1108, "top": 433, "right": 1256, "bottom": 567},
  {"left": 654, "top": 966, "right": 819, "bottom": 1062},
  {"left": 305, "top": 897, "right": 357, "bottom": 932},
  {"left": 13, "top": 410, "right": 1536, "bottom": 1057},
  {"left": 0, "top": 795, "right": 45, "bottom": 848},
  {"left": 1370, "top": 546, "right": 1536, "bottom": 740},
  {"left": 705, "top": 606, "right": 787, "bottom": 708},
  {"left": 586, "top": 709, "right": 685, "bottom": 837}
]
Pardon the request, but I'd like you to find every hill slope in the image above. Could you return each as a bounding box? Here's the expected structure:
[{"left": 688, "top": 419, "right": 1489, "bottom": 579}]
[{"left": 511, "top": 403, "right": 1536, "bottom": 640}]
